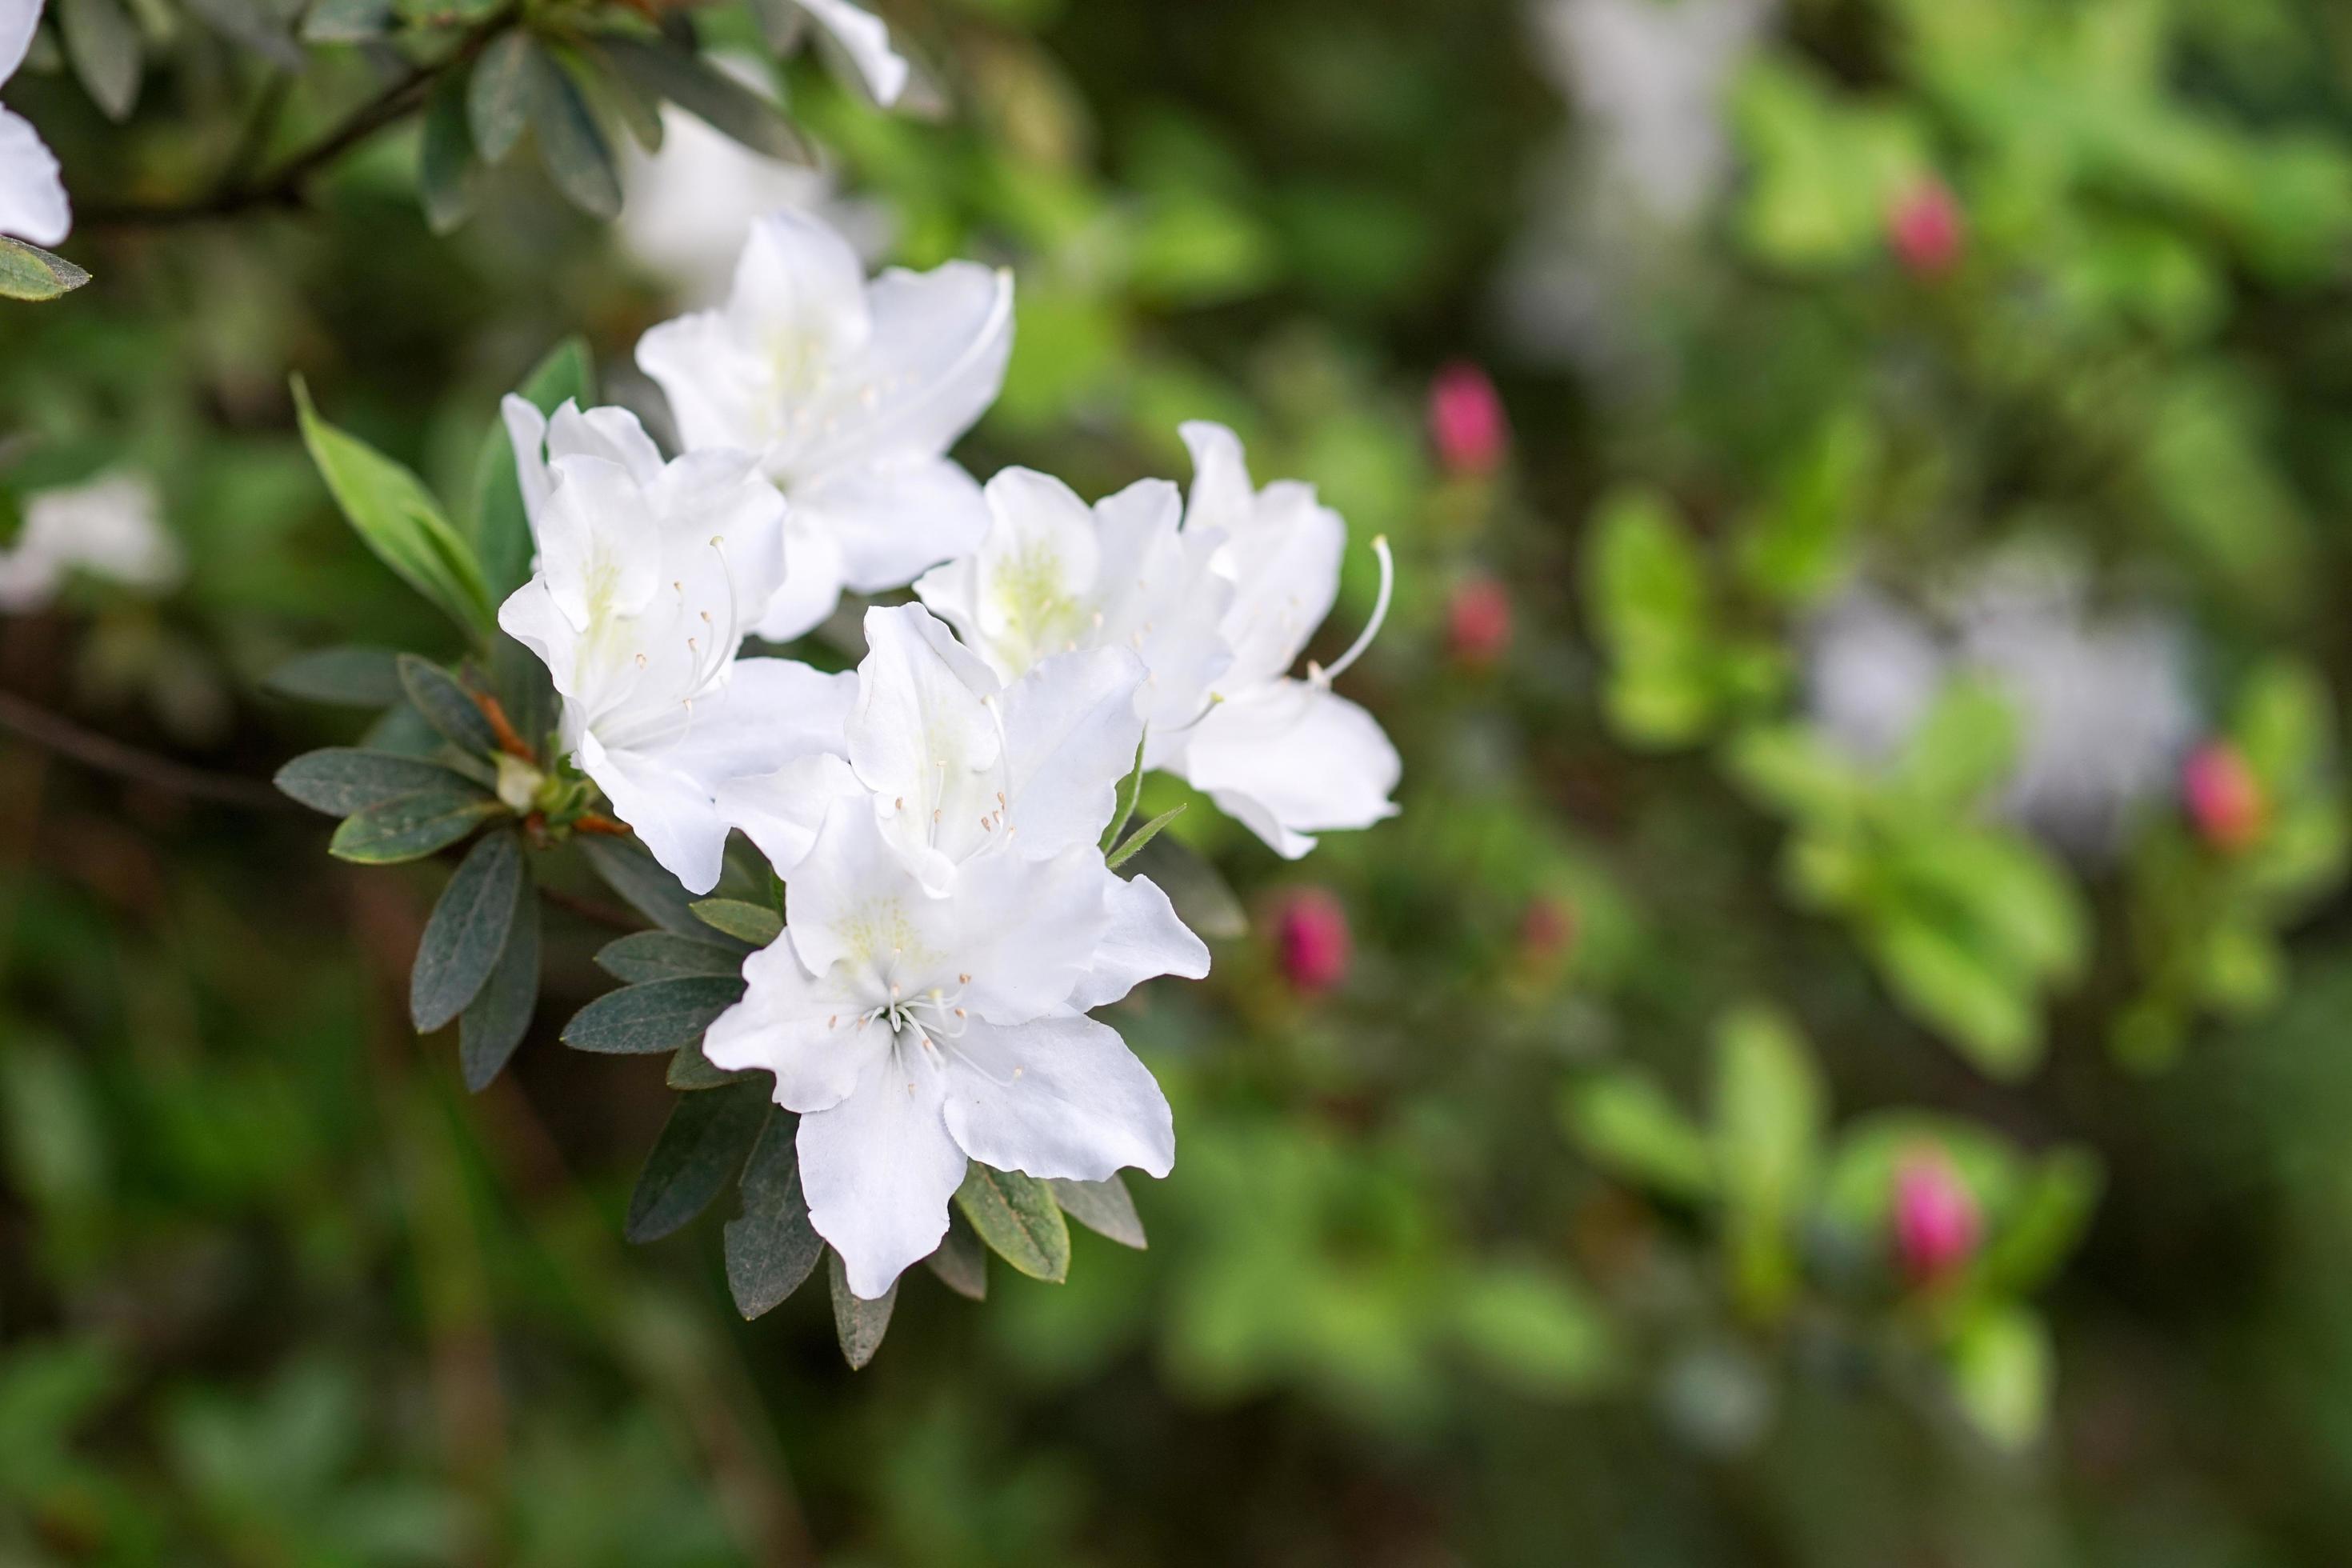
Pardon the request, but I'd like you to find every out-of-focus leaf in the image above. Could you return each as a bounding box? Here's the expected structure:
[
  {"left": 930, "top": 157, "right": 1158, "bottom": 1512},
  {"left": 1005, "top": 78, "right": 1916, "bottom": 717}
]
[
  {"left": 828, "top": 1250, "right": 897, "bottom": 1368},
  {"left": 410, "top": 830, "right": 526, "bottom": 1033},
  {"left": 301, "top": 0, "right": 390, "bottom": 42},
  {"left": 690, "top": 898, "right": 782, "bottom": 948},
  {"left": 599, "top": 36, "right": 813, "bottom": 165},
  {"left": 459, "top": 878, "right": 538, "bottom": 1090},
  {"left": 624, "top": 1080, "right": 770, "bottom": 1242},
  {"left": 725, "top": 1111, "right": 822, "bottom": 1318},
  {"left": 0, "top": 238, "right": 92, "bottom": 302},
  {"left": 1947, "top": 1305, "right": 2052, "bottom": 1452},
  {"left": 1714, "top": 1005, "right": 1822, "bottom": 1317},
  {"left": 184, "top": 0, "right": 301, "bottom": 66},
  {"left": 954, "top": 1165, "right": 1070, "bottom": 1282},
  {"left": 1563, "top": 1072, "right": 1715, "bottom": 1202},
  {"left": 419, "top": 70, "right": 477, "bottom": 236},
  {"left": 1048, "top": 1174, "right": 1146, "bottom": 1249},
  {"left": 262, "top": 645, "right": 404, "bottom": 707},
  {"left": 1121, "top": 834, "right": 1246, "bottom": 938},
  {"left": 925, "top": 1209, "right": 989, "bottom": 1299},
  {"left": 329, "top": 790, "right": 502, "bottom": 864},
  {"left": 594, "top": 931, "right": 746, "bottom": 984},
  {"left": 529, "top": 50, "right": 624, "bottom": 218},
  {"left": 59, "top": 0, "right": 141, "bottom": 122},
  {"left": 1450, "top": 1263, "right": 1615, "bottom": 1399},
  {"left": 470, "top": 336, "right": 594, "bottom": 602},
  {"left": 274, "top": 748, "right": 481, "bottom": 816},
  {"left": 468, "top": 30, "right": 537, "bottom": 162},
  {"left": 571, "top": 39, "right": 666, "bottom": 153},
  {"left": 1982, "top": 1148, "right": 2103, "bottom": 1295},
  {"left": 562, "top": 976, "right": 744, "bottom": 1054},
  {"left": 579, "top": 836, "right": 710, "bottom": 937},
  {"left": 1870, "top": 913, "right": 2042, "bottom": 1079},
  {"left": 397, "top": 655, "right": 499, "bottom": 756}
]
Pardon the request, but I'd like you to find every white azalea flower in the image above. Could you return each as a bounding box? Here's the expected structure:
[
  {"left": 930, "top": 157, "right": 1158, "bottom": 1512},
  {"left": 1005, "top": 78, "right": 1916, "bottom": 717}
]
[
  {"left": 496, "top": 403, "right": 853, "bottom": 893},
  {"left": 914, "top": 468, "right": 1236, "bottom": 765},
  {"left": 0, "top": 0, "right": 70, "bottom": 246},
  {"left": 793, "top": 0, "right": 909, "bottom": 109},
  {"left": 704, "top": 790, "right": 1207, "bottom": 1299},
  {"left": 0, "top": 472, "right": 182, "bottom": 610},
  {"left": 636, "top": 210, "right": 1014, "bottom": 642}
]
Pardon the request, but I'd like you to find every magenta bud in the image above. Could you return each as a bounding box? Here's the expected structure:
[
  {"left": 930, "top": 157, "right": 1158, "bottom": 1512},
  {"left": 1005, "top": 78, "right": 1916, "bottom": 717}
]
[
  {"left": 1446, "top": 575, "right": 1514, "bottom": 668},
  {"left": 1428, "top": 361, "right": 1509, "bottom": 477},
  {"left": 1893, "top": 1150, "right": 1979, "bottom": 1285},
  {"left": 1273, "top": 887, "right": 1352, "bottom": 994},
  {"left": 2182, "top": 741, "right": 2266, "bottom": 853},
  {"left": 1888, "top": 178, "right": 1965, "bottom": 278}
]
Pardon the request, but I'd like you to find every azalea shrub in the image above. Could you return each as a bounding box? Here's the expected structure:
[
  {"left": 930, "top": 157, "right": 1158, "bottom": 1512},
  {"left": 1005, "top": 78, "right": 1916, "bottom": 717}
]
[{"left": 8, "top": 0, "right": 2352, "bottom": 1562}]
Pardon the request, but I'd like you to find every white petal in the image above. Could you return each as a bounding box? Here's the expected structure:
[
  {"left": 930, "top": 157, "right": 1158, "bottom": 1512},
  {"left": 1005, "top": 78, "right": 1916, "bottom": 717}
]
[
  {"left": 808, "top": 262, "right": 1012, "bottom": 474},
  {"left": 781, "top": 794, "right": 957, "bottom": 981},
  {"left": 793, "top": 453, "right": 989, "bottom": 594},
  {"left": 636, "top": 310, "right": 757, "bottom": 456},
  {"left": 795, "top": 0, "right": 910, "bottom": 108},
  {"left": 1174, "top": 679, "right": 1400, "bottom": 858},
  {"left": 1065, "top": 870, "right": 1210, "bottom": 1012},
  {"left": 536, "top": 455, "right": 666, "bottom": 626},
  {"left": 941, "top": 1014, "right": 1174, "bottom": 1182},
  {"left": 0, "top": 110, "right": 70, "bottom": 248},
  {"left": 1178, "top": 421, "right": 1254, "bottom": 538},
  {"left": 910, "top": 551, "right": 985, "bottom": 665},
  {"left": 714, "top": 753, "right": 864, "bottom": 876},
  {"left": 1212, "top": 479, "right": 1346, "bottom": 688},
  {"left": 702, "top": 935, "right": 875, "bottom": 1110},
  {"left": 663, "top": 657, "right": 855, "bottom": 787},
  {"left": 947, "top": 846, "right": 1114, "bottom": 1022},
  {"left": 574, "top": 730, "right": 733, "bottom": 894},
  {"left": 500, "top": 396, "right": 554, "bottom": 540},
  {"left": 1, "top": 0, "right": 38, "bottom": 86},
  {"left": 962, "top": 466, "right": 1103, "bottom": 670},
  {"left": 725, "top": 209, "right": 871, "bottom": 360},
  {"left": 996, "top": 645, "right": 1146, "bottom": 859},
  {"left": 753, "top": 512, "right": 848, "bottom": 641},
  {"left": 642, "top": 446, "right": 789, "bottom": 612},
  {"left": 846, "top": 603, "right": 1001, "bottom": 866},
  {"left": 548, "top": 400, "right": 666, "bottom": 486},
  {"left": 797, "top": 1038, "right": 968, "bottom": 1298}
]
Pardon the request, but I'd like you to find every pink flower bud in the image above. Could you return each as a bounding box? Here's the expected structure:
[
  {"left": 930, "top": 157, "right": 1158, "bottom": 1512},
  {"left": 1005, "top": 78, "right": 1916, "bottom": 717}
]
[
  {"left": 1519, "top": 894, "right": 1578, "bottom": 962},
  {"left": 1887, "top": 178, "right": 1964, "bottom": 278},
  {"left": 1892, "top": 1150, "right": 1980, "bottom": 1285},
  {"left": 2183, "top": 741, "right": 2266, "bottom": 852},
  {"left": 1428, "top": 361, "right": 1509, "bottom": 477},
  {"left": 1272, "top": 887, "right": 1351, "bottom": 994},
  {"left": 1446, "top": 575, "right": 1514, "bottom": 668}
]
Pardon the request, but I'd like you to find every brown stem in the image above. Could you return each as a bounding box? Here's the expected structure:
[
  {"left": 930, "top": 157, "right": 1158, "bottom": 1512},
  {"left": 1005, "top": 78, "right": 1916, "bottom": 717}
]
[{"left": 0, "top": 688, "right": 298, "bottom": 813}]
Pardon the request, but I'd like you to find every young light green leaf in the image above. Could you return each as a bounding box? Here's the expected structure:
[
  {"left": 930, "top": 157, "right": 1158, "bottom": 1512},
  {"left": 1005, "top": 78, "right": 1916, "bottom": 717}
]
[
  {"left": 329, "top": 790, "right": 502, "bottom": 864},
  {"left": 459, "top": 879, "right": 538, "bottom": 1091},
  {"left": 1562, "top": 1071, "right": 1716, "bottom": 1202},
  {"left": 1047, "top": 1174, "right": 1146, "bottom": 1249},
  {"left": 397, "top": 655, "right": 500, "bottom": 756},
  {"left": 1713, "top": 1005, "right": 1823, "bottom": 1317},
  {"left": 292, "top": 378, "right": 496, "bottom": 645},
  {"left": 594, "top": 930, "right": 746, "bottom": 984},
  {"left": 624, "top": 1079, "right": 770, "bottom": 1242},
  {"left": 827, "top": 1250, "right": 896, "bottom": 1368},
  {"left": 59, "top": 0, "right": 141, "bottom": 122},
  {"left": 561, "top": 975, "right": 744, "bottom": 1054},
  {"left": 262, "top": 645, "right": 404, "bottom": 707},
  {"left": 953, "top": 1165, "right": 1070, "bottom": 1282},
  {"left": 725, "top": 1111, "right": 822, "bottom": 1318},
  {"left": 1098, "top": 734, "right": 1148, "bottom": 854},
  {"left": 411, "top": 830, "right": 526, "bottom": 1033},
  {"left": 1947, "top": 1305, "right": 2053, "bottom": 1452},
  {"left": 468, "top": 30, "right": 537, "bottom": 162},
  {"left": 275, "top": 748, "right": 482, "bottom": 817},
  {"left": 924, "top": 1208, "right": 989, "bottom": 1299},
  {"left": 0, "top": 238, "right": 93, "bottom": 302},
  {"left": 690, "top": 898, "right": 783, "bottom": 948},
  {"left": 470, "top": 336, "right": 594, "bottom": 601},
  {"left": 598, "top": 36, "right": 812, "bottom": 165},
  {"left": 579, "top": 836, "right": 711, "bottom": 938},
  {"left": 419, "top": 70, "right": 477, "bottom": 236},
  {"left": 530, "top": 50, "right": 624, "bottom": 218},
  {"left": 1106, "top": 803, "right": 1186, "bottom": 871}
]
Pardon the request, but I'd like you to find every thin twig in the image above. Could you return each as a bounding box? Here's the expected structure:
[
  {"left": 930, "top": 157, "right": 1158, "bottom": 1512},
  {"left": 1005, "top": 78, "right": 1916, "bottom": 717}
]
[{"left": 0, "top": 688, "right": 298, "bottom": 812}]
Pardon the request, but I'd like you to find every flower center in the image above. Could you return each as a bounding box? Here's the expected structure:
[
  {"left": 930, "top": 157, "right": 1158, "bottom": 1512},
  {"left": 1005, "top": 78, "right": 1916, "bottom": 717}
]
[{"left": 853, "top": 974, "right": 972, "bottom": 1049}]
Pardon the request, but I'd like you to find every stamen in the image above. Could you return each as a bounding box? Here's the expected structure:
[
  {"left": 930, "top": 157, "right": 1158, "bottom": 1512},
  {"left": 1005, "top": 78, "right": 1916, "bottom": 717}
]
[{"left": 1309, "top": 535, "right": 1394, "bottom": 687}]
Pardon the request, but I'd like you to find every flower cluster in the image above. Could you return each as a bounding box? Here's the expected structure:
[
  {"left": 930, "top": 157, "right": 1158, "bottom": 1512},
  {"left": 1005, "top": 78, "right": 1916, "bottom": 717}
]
[{"left": 498, "top": 211, "right": 1401, "bottom": 1297}]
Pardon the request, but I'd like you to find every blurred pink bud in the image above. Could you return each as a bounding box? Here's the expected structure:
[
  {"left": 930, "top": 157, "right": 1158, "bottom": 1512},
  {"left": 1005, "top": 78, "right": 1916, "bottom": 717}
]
[
  {"left": 1893, "top": 1151, "right": 1980, "bottom": 1285},
  {"left": 1428, "top": 361, "right": 1509, "bottom": 477},
  {"left": 1888, "top": 178, "right": 1964, "bottom": 277},
  {"left": 1273, "top": 888, "right": 1352, "bottom": 994},
  {"left": 1519, "top": 894, "right": 1578, "bottom": 962},
  {"left": 2183, "top": 741, "right": 2266, "bottom": 852},
  {"left": 1446, "top": 575, "right": 1514, "bottom": 668}
]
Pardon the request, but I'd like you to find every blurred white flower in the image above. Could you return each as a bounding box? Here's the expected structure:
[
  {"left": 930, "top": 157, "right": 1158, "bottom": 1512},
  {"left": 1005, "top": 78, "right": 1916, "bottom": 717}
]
[
  {"left": 794, "top": 0, "right": 907, "bottom": 109},
  {"left": 617, "top": 52, "right": 892, "bottom": 309},
  {"left": 0, "top": 473, "right": 182, "bottom": 610},
  {"left": 0, "top": 0, "right": 69, "bottom": 246},
  {"left": 1806, "top": 561, "right": 2199, "bottom": 853},
  {"left": 637, "top": 210, "right": 1014, "bottom": 642}
]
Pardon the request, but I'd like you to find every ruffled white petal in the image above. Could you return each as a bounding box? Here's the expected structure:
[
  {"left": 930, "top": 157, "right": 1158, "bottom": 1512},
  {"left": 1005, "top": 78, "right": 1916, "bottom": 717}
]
[
  {"left": 941, "top": 1014, "right": 1174, "bottom": 1182},
  {"left": 661, "top": 657, "right": 854, "bottom": 788},
  {"left": 1, "top": 0, "right": 38, "bottom": 86},
  {"left": 947, "top": 846, "right": 1113, "bottom": 1022},
  {"left": 574, "top": 729, "right": 733, "bottom": 894},
  {"left": 1172, "top": 679, "right": 1401, "bottom": 858},
  {"left": 796, "top": 1037, "right": 968, "bottom": 1298},
  {"left": 794, "top": 453, "right": 989, "bottom": 594},
  {"left": 714, "top": 752, "right": 864, "bottom": 875},
  {"left": 702, "top": 935, "right": 874, "bottom": 1111},
  {"left": 1064, "top": 870, "right": 1210, "bottom": 1012},
  {"left": 994, "top": 645, "right": 1146, "bottom": 859},
  {"left": 810, "top": 262, "right": 1012, "bottom": 474},
  {"left": 0, "top": 108, "right": 70, "bottom": 248},
  {"left": 753, "top": 514, "right": 847, "bottom": 642},
  {"left": 779, "top": 794, "right": 958, "bottom": 980},
  {"left": 795, "top": 0, "right": 910, "bottom": 108}
]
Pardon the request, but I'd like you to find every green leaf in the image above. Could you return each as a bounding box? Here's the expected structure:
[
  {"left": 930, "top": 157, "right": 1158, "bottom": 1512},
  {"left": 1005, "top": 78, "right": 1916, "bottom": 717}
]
[
  {"left": 579, "top": 836, "right": 710, "bottom": 937},
  {"left": 329, "top": 790, "right": 503, "bottom": 864},
  {"left": 625, "top": 1080, "right": 770, "bottom": 1242},
  {"left": 301, "top": 0, "right": 390, "bottom": 42},
  {"left": 666, "top": 1038, "right": 754, "bottom": 1090},
  {"left": 1098, "top": 734, "right": 1148, "bottom": 854},
  {"left": 1870, "top": 913, "right": 2042, "bottom": 1079},
  {"left": 0, "top": 238, "right": 93, "bottom": 302},
  {"left": 459, "top": 878, "right": 538, "bottom": 1091},
  {"left": 418, "top": 70, "right": 477, "bottom": 237},
  {"left": 262, "top": 646, "right": 404, "bottom": 707},
  {"left": 954, "top": 1165, "right": 1070, "bottom": 1282},
  {"left": 396, "top": 655, "right": 499, "bottom": 756},
  {"left": 1587, "top": 487, "right": 1719, "bottom": 749},
  {"left": 690, "top": 898, "right": 783, "bottom": 948},
  {"left": 1046, "top": 1174, "right": 1146, "bottom": 1249},
  {"left": 411, "top": 830, "right": 526, "bottom": 1032},
  {"left": 562, "top": 975, "right": 744, "bottom": 1054},
  {"left": 598, "top": 36, "right": 812, "bottom": 164},
  {"left": 185, "top": 0, "right": 301, "bottom": 66},
  {"left": 725, "top": 1111, "right": 822, "bottom": 1318},
  {"left": 1562, "top": 1071, "right": 1715, "bottom": 1202},
  {"left": 827, "top": 1251, "right": 896, "bottom": 1368},
  {"left": 470, "top": 337, "right": 594, "bottom": 602},
  {"left": 594, "top": 931, "right": 746, "bottom": 984},
  {"left": 1106, "top": 803, "right": 1186, "bottom": 871},
  {"left": 275, "top": 749, "right": 480, "bottom": 817},
  {"left": 1118, "top": 833, "right": 1246, "bottom": 939},
  {"left": 1981, "top": 1148, "right": 2103, "bottom": 1296},
  {"left": 572, "top": 39, "right": 666, "bottom": 152},
  {"left": 1947, "top": 1305, "right": 2052, "bottom": 1452},
  {"left": 59, "top": 0, "right": 142, "bottom": 122},
  {"left": 1450, "top": 1263, "right": 1615, "bottom": 1398},
  {"left": 924, "top": 1209, "right": 989, "bottom": 1300},
  {"left": 292, "top": 378, "right": 496, "bottom": 645},
  {"left": 1713, "top": 1005, "right": 1823, "bottom": 1317},
  {"left": 468, "top": 30, "right": 536, "bottom": 162},
  {"left": 530, "top": 50, "right": 624, "bottom": 218}
]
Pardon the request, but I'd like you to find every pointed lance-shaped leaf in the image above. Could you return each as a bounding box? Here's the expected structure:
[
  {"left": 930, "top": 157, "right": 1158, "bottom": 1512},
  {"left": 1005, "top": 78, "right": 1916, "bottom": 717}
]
[
  {"left": 580, "top": 836, "right": 714, "bottom": 938},
  {"left": 1048, "top": 1174, "right": 1146, "bottom": 1249},
  {"left": 460, "top": 874, "right": 539, "bottom": 1090},
  {"left": 397, "top": 655, "right": 501, "bottom": 756},
  {"left": 330, "top": 790, "right": 503, "bottom": 865},
  {"left": 470, "top": 336, "right": 594, "bottom": 602},
  {"left": 594, "top": 930, "right": 747, "bottom": 985},
  {"left": 1106, "top": 803, "right": 1186, "bottom": 871},
  {"left": 276, "top": 749, "right": 485, "bottom": 817},
  {"left": 598, "top": 36, "right": 814, "bottom": 165},
  {"left": 419, "top": 70, "right": 477, "bottom": 237},
  {"left": 924, "top": 1208, "right": 988, "bottom": 1300},
  {"left": 263, "top": 646, "right": 404, "bottom": 708},
  {"left": 725, "top": 1110, "right": 823, "bottom": 1318},
  {"left": 59, "top": 0, "right": 141, "bottom": 122},
  {"left": 0, "top": 238, "right": 93, "bottom": 303},
  {"left": 689, "top": 898, "right": 783, "bottom": 948},
  {"left": 468, "top": 30, "right": 537, "bottom": 162},
  {"left": 953, "top": 1165, "right": 1070, "bottom": 1282},
  {"left": 827, "top": 1250, "right": 896, "bottom": 1368},
  {"left": 625, "top": 1078, "right": 770, "bottom": 1242},
  {"left": 562, "top": 975, "right": 745, "bottom": 1054},
  {"left": 530, "top": 48, "right": 624, "bottom": 218},
  {"left": 412, "top": 829, "right": 526, "bottom": 1032}
]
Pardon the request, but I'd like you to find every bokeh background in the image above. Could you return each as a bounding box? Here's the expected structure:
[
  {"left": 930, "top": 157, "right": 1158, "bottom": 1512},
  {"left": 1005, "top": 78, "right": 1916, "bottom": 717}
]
[{"left": 10, "top": 0, "right": 2352, "bottom": 1561}]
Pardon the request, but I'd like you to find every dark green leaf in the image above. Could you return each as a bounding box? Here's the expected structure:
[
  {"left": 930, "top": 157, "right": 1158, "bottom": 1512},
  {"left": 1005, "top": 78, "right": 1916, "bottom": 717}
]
[
  {"left": 667, "top": 1038, "right": 754, "bottom": 1090},
  {"left": 470, "top": 337, "right": 594, "bottom": 602},
  {"left": 1119, "top": 834, "right": 1246, "bottom": 939},
  {"left": 397, "top": 656, "right": 500, "bottom": 756},
  {"left": 690, "top": 898, "right": 782, "bottom": 948},
  {"left": 301, "top": 0, "right": 391, "bottom": 42},
  {"left": 1047, "top": 1174, "right": 1146, "bottom": 1249},
  {"left": 580, "top": 836, "right": 711, "bottom": 937},
  {"left": 1106, "top": 803, "right": 1186, "bottom": 871},
  {"left": 724, "top": 1111, "right": 822, "bottom": 1318},
  {"left": 0, "top": 238, "right": 92, "bottom": 302},
  {"left": 263, "top": 645, "right": 404, "bottom": 707},
  {"left": 598, "top": 36, "right": 811, "bottom": 165},
  {"left": 468, "top": 30, "right": 536, "bottom": 162},
  {"left": 411, "top": 830, "right": 526, "bottom": 1032},
  {"left": 953, "top": 1165, "right": 1070, "bottom": 1282},
  {"left": 59, "top": 0, "right": 141, "bottom": 122},
  {"left": 275, "top": 748, "right": 480, "bottom": 817},
  {"left": 595, "top": 930, "right": 746, "bottom": 983},
  {"left": 625, "top": 1079, "right": 770, "bottom": 1242},
  {"left": 924, "top": 1209, "right": 988, "bottom": 1299},
  {"left": 826, "top": 1250, "right": 895, "bottom": 1368},
  {"left": 459, "top": 876, "right": 538, "bottom": 1091},
  {"left": 292, "top": 378, "right": 497, "bottom": 644},
  {"left": 530, "top": 50, "right": 624, "bottom": 218},
  {"left": 184, "top": 0, "right": 300, "bottom": 66},
  {"left": 418, "top": 70, "right": 476, "bottom": 236},
  {"left": 573, "top": 39, "right": 666, "bottom": 152},
  {"left": 329, "top": 790, "right": 503, "bottom": 864},
  {"left": 562, "top": 975, "right": 744, "bottom": 1054}
]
